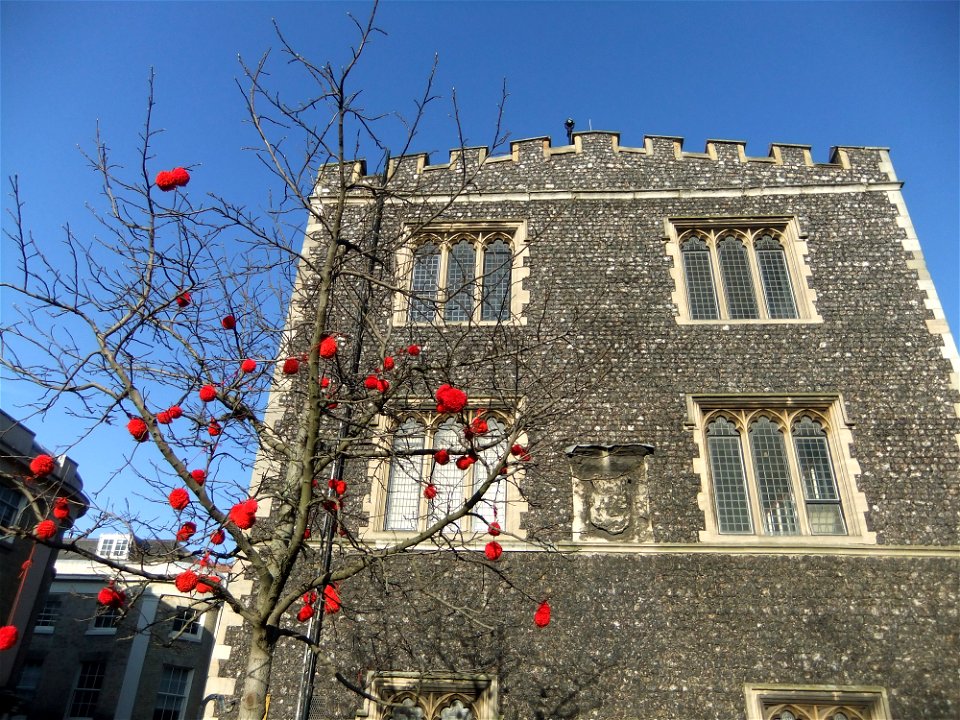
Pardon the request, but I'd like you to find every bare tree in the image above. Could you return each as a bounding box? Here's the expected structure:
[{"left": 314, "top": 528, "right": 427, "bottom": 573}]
[{"left": 1, "top": 6, "right": 597, "bottom": 719}]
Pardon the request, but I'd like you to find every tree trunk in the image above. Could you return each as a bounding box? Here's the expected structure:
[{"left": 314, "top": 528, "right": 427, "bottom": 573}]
[{"left": 237, "top": 624, "right": 275, "bottom": 720}]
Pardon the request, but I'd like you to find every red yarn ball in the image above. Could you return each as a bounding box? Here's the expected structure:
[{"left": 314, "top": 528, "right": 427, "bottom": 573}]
[
  {"left": 282, "top": 357, "right": 300, "bottom": 375},
  {"left": 210, "top": 529, "right": 226, "bottom": 545},
  {"left": 190, "top": 469, "right": 206, "bottom": 486},
  {"left": 53, "top": 497, "right": 70, "bottom": 520},
  {"left": 435, "top": 384, "right": 467, "bottom": 414},
  {"left": 168, "top": 488, "right": 190, "bottom": 511},
  {"left": 127, "top": 417, "right": 149, "bottom": 442},
  {"left": 433, "top": 449, "right": 450, "bottom": 465},
  {"left": 175, "top": 292, "right": 191, "bottom": 308},
  {"left": 240, "top": 359, "right": 256, "bottom": 373},
  {"left": 424, "top": 484, "right": 437, "bottom": 500},
  {"left": 30, "top": 454, "right": 56, "bottom": 477},
  {"left": 407, "top": 344, "right": 421, "bottom": 356},
  {"left": 168, "top": 405, "right": 183, "bottom": 419},
  {"left": 484, "top": 541, "right": 503, "bottom": 561},
  {"left": 207, "top": 421, "right": 221, "bottom": 437},
  {"left": 319, "top": 336, "right": 338, "bottom": 359},
  {"left": 534, "top": 601, "right": 551, "bottom": 628},
  {"left": 323, "top": 585, "right": 341, "bottom": 614},
  {"left": 98, "top": 586, "right": 126, "bottom": 609},
  {"left": 383, "top": 356, "right": 395, "bottom": 371},
  {"left": 155, "top": 170, "right": 176, "bottom": 191},
  {"left": 229, "top": 498, "right": 258, "bottom": 529},
  {"left": 221, "top": 314, "right": 236, "bottom": 330},
  {"left": 198, "top": 385, "right": 216, "bottom": 402},
  {"left": 176, "top": 522, "right": 197, "bottom": 543},
  {"left": 0, "top": 625, "right": 19, "bottom": 651},
  {"left": 488, "top": 521, "right": 501, "bottom": 537},
  {"left": 175, "top": 570, "right": 198, "bottom": 593},
  {"left": 297, "top": 604, "right": 315, "bottom": 622},
  {"left": 35, "top": 519, "right": 57, "bottom": 540},
  {"left": 170, "top": 167, "right": 190, "bottom": 187},
  {"left": 156, "top": 410, "right": 172, "bottom": 425}
]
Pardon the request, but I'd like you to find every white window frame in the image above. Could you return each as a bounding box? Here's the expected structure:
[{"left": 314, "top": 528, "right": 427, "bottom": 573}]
[
  {"left": 393, "top": 221, "right": 529, "bottom": 327},
  {"left": 361, "top": 407, "right": 528, "bottom": 544},
  {"left": 688, "top": 394, "right": 875, "bottom": 546},
  {"left": 87, "top": 603, "right": 121, "bottom": 635},
  {"left": 169, "top": 606, "right": 202, "bottom": 642},
  {"left": 0, "top": 484, "right": 24, "bottom": 543},
  {"left": 666, "top": 217, "right": 821, "bottom": 325},
  {"left": 153, "top": 664, "right": 194, "bottom": 720},
  {"left": 96, "top": 533, "right": 131, "bottom": 560},
  {"left": 744, "top": 684, "right": 892, "bottom": 720},
  {"left": 34, "top": 594, "right": 61, "bottom": 634},
  {"left": 66, "top": 660, "right": 106, "bottom": 720}
]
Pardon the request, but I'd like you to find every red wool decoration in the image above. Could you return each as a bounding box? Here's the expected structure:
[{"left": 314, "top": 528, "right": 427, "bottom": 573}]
[
  {"left": 319, "top": 336, "right": 338, "bottom": 359},
  {"left": 175, "top": 570, "right": 198, "bottom": 593},
  {"left": 488, "top": 522, "right": 501, "bottom": 537},
  {"left": 407, "top": 344, "right": 421, "bottom": 356},
  {"left": 199, "top": 385, "right": 216, "bottom": 402},
  {"left": 30, "top": 454, "right": 56, "bottom": 477},
  {"left": 376, "top": 378, "right": 390, "bottom": 393},
  {"left": 170, "top": 167, "right": 190, "bottom": 187},
  {"left": 434, "top": 449, "right": 450, "bottom": 465},
  {"left": 210, "top": 529, "right": 226, "bottom": 545},
  {"left": 127, "top": 417, "right": 149, "bottom": 442},
  {"left": 53, "top": 497, "right": 70, "bottom": 520},
  {"left": 221, "top": 314, "right": 236, "bottom": 330},
  {"left": 511, "top": 444, "right": 532, "bottom": 461},
  {"left": 363, "top": 374, "right": 379, "bottom": 390},
  {"left": 168, "top": 405, "right": 183, "bottom": 419},
  {"left": 240, "top": 359, "right": 257, "bottom": 373},
  {"left": 196, "top": 576, "right": 220, "bottom": 594},
  {"left": 328, "top": 479, "right": 347, "bottom": 496},
  {"left": 303, "top": 527, "right": 312, "bottom": 540},
  {"left": 156, "top": 410, "right": 172, "bottom": 425},
  {"left": 424, "top": 484, "right": 437, "bottom": 500},
  {"left": 323, "top": 585, "right": 341, "bottom": 614},
  {"left": 484, "top": 541, "right": 503, "bottom": 561},
  {"left": 98, "top": 586, "right": 126, "bottom": 609},
  {"left": 207, "top": 421, "right": 222, "bottom": 437},
  {"left": 175, "top": 292, "right": 191, "bottom": 308},
  {"left": 534, "top": 601, "right": 551, "bottom": 628},
  {"left": 0, "top": 625, "right": 19, "bottom": 651},
  {"left": 229, "top": 498, "right": 258, "bottom": 529},
  {"left": 320, "top": 377, "right": 331, "bottom": 388},
  {"left": 35, "top": 519, "right": 57, "bottom": 540},
  {"left": 168, "top": 488, "right": 190, "bottom": 511},
  {"left": 176, "top": 522, "right": 197, "bottom": 543},
  {"left": 470, "top": 417, "right": 489, "bottom": 436},
  {"left": 303, "top": 590, "right": 318, "bottom": 604},
  {"left": 383, "top": 356, "right": 395, "bottom": 371},
  {"left": 282, "top": 357, "right": 300, "bottom": 375},
  {"left": 190, "top": 469, "right": 206, "bottom": 485},
  {"left": 297, "top": 604, "right": 315, "bottom": 622},
  {"left": 455, "top": 455, "right": 476, "bottom": 471},
  {"left": 435, "top": 384, "right": 468, "bottom": 414},
  {"left": 155, "top": 170, "right": 177, "bottom": 191}
]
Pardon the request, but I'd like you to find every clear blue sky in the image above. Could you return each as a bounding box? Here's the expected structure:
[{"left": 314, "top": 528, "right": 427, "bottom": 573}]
[{"left": 2, "top": 1, "right": 957, "bottom": 527}]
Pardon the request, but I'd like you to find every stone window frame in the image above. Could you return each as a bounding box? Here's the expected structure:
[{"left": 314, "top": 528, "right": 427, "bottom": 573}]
[
  {"left": 360, "top": 405, "right": 528, "bottom": 544},
  {"left": 744, "top": 684, "right": 892, "bottom": 720},
  {"left": 393, "top": 221, "right": 530, "bottom": 327},
  {"left": 687, "top": 394, "right": 875, "bottom": 546},
  {"left": 354, "top": 672, "right": 498, "bottom": 720},
  {"left": 665, "top": 216, "right": 822, "bottom": 325}
]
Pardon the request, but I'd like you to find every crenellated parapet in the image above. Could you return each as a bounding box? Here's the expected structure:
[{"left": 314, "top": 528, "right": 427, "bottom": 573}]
[{"left": 315, "top": 131, "right": 899, "bottom": 196}]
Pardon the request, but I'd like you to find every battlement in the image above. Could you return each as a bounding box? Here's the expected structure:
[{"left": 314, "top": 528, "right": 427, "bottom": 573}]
[{"left": 316, "top": 130, "right": 898, "bottom": 195}]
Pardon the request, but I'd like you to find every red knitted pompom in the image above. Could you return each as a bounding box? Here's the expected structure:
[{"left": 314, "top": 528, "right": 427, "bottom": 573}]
[
  {"left": 297, "top": 604, "right": 314, "bottom": 622},
  {"left": 35, "top": 519, "right": 57, "bottom": 540},
  {"left": 196, "top": 576, "right": 220, "bottom": 594},
  {"left": 433, "top": 449, "right": 450, "bottom": 465},
  {"left": 221, "top": 314, "right": 236, "bottom": 330},
  {"left": 240, "top": 359, "right": 256, "bottom": 373},
  {"left": 168, "top": 488, "right": 190, "bottom": 511},
  {"left": 127, "top": 417, "right": 149, "bottom": 442},
  {"left": 407, "top": 344, "right": 421, "bottom": 356},
  {"left": 319, "top": 336, "right": 338, "bottom": 359},
  {"left": 175, "top": 292, "right": 191, "bottom": 308},
  {"left": 0, "top": 625, "right": 19, "bottom": 651},
  {"left": 484, "top": 541, "right": 503, "bottom": 561},
  {"left": 199, "top": 385, "right": 216, "bottom": 402},
  {"left": 190, "top": 469, "right": 206, "bottom": 486},
  {"left": 424, "top": 484, "right": 437, "bottom": 500},
  {"left": 328, "top": 479, "right": 347, "bottom": 496},
  {"left": 511, "top": 444, "right": 531, "bottom": 461},
  {"left": 53, "top": 497, "right": 70, "bottom": 520},
  {"left": 282, "top": 358, "right": 300, "bottom": 375},
  {"left": 470, "top": 417, "right": 489, "bottom": 436},
  {"left": 455, "top": 455, "right": 476, "bottom": 471},
  {"left": 170, "top": 167, "right": 190, "bottom": 187},
  {"left": 435, "top": 384, "right": 467, "bottom": 414},
  {"left": 30, "top": 454, "right": 56, "bottom": 477},
  {"left": 323, "top": 584, "right": 341, "bottom": 614},
  {"left": 98, "top": 585, "right": 126, "bottom": 609},
  {"left": 363, "top": 374, "right": 378, "bottom": 390},
  {"left": 487, "top": 522, "right": 501, "bottom": 537},
  {"left": 376, "top": 378, "right": 389, "bottom": 393},
  {"left": 534, "top": 601, "right": 551, "bottom": 628},
  {"left": 155, "top": 170, "right": 176, "bottom": 191},
  {"left": 207, "top": 421, "right": 221, "bottom": 437},
  {"left": 383, "top": 356, "right": 395, "bottom": 371},
  {"left": 156, "top": 410, "right": 172, "bottom": 425},
  {"left": 229, "top": 498, "right": 258, "bottom": 529},
  {"left": 176, "top": 522, "right": 197, "bottom": 543},
  {"left": 175, "top": 570, "right": 198, "bottom": 593},
  {"left": 210, "top": 529, "right": 226, "bottom": 545},
  {"left": 168, "top": 405, "right": 183, "bottom": 419}
]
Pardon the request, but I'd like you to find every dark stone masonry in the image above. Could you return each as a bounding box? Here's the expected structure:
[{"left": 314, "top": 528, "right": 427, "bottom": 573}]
[{"left": 210, "top": 132, "right": 959, "bottom": 720}]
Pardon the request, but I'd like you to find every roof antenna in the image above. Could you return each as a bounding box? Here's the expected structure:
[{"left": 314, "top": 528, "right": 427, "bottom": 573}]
[{"left": 565, "top": 118, "right": 575, "bottom": 144}]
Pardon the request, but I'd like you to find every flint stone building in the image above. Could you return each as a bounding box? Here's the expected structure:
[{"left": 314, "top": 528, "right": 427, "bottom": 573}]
[{"left": 203, "top": 132, "right": 959, "bottom": 720}]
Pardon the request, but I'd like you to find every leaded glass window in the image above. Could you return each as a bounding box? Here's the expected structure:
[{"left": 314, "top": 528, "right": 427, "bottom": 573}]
[
  {"left": 755, "top": 234, "right": 798, "bottom": 318},
  {"left": 706, "top": 417, "right": 753, "bottom": 533},
  {"left": 410, "top": 243, "right": 441, "bottom": 323},
  {"left": 717, "top": 235, "right": 759, "bottom": 319},
  {"left": 444, "top": 240, "right": 476, "bottom": 322},
  {"left": 793, "top": 416, "right": 846, "bottom": 534},
  {"left": 385, "top": 419, "right": 426, "bottom": 531},
  {"left": 480, "top": 239, "right": 512, "bottom": 321},
  {"left": 681, "top": 237, "right": 720, "bottom": 320},
  {"left": 750, "top": 417, "right": 799, "bottom": 535}
]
